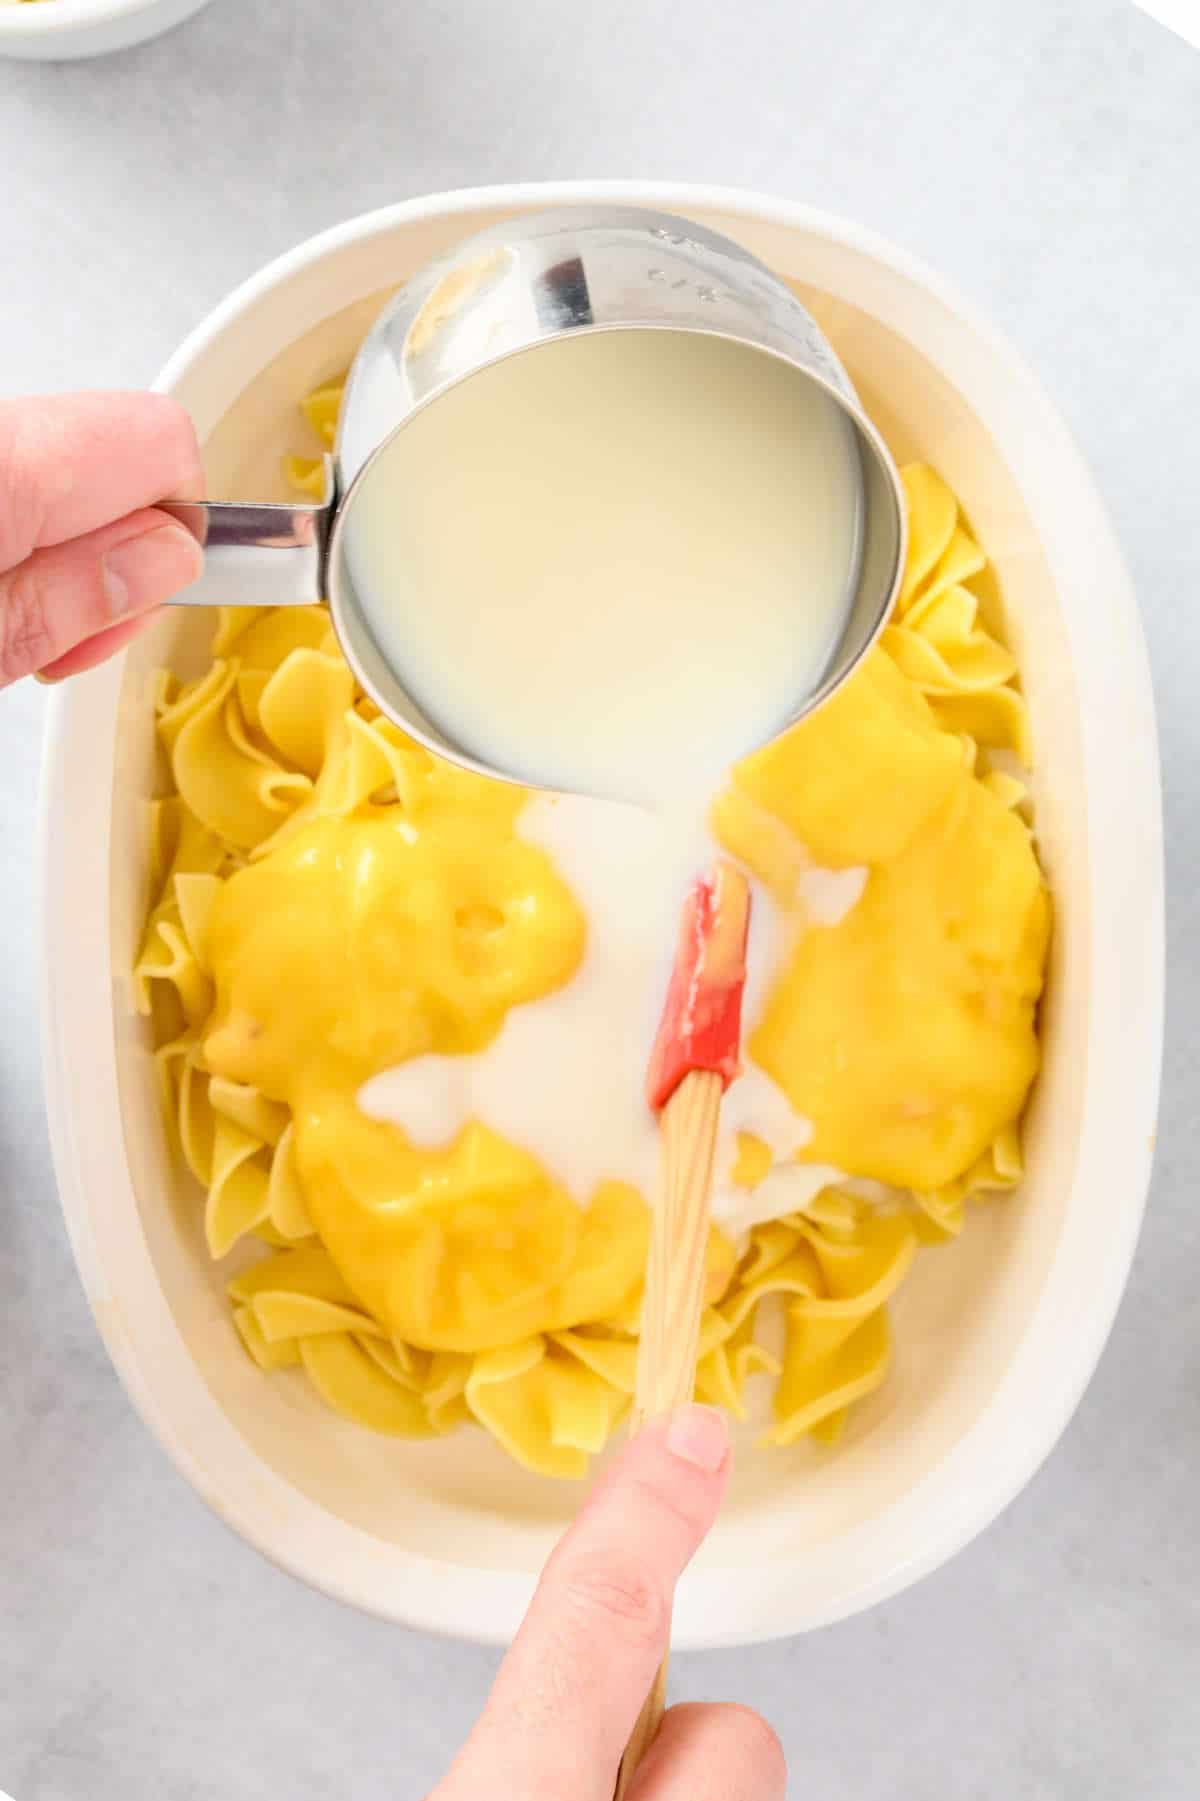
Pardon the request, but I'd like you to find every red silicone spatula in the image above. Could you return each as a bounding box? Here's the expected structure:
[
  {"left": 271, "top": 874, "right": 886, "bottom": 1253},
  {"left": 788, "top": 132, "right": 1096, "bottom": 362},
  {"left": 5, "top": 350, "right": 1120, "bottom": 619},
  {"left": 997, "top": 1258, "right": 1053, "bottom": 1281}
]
[{"left": 614, "top": 858, "right": 752, "bottom": 1799}]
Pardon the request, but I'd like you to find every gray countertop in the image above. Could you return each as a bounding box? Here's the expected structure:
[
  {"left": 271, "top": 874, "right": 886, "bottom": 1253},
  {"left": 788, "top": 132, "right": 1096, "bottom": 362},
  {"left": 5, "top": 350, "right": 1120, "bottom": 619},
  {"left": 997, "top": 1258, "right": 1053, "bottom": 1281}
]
[{"left": 2, "top": 2, "right": 1198, "bottom": 1796}]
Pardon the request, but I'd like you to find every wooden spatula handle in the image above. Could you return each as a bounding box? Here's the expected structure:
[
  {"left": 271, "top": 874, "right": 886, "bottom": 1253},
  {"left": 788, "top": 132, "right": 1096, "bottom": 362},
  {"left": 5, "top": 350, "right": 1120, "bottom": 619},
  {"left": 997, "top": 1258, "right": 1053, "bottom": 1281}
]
[{"left": 614, "top": 1067, "right": 723, "bottom": 1799}]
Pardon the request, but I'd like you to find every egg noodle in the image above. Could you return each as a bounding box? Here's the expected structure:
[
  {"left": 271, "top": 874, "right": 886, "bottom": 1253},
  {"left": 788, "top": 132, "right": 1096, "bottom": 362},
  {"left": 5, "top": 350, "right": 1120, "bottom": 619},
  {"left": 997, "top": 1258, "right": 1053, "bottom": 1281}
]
[{"left": 134, "top": 376, "right": 1050, "bottom": 1477}]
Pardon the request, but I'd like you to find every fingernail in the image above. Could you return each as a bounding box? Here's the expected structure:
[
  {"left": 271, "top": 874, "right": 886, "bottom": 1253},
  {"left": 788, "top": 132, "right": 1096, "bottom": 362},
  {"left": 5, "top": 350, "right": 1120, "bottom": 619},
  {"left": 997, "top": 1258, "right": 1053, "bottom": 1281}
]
[
  {"left": 103, "top": 522, "right": 202, "bottom": 619},
  {"left": 32, "top": 670, "right": 59, "bottom": 685},
  {"left": 665, "top": 1404, "right": 729, "bottom": 1473}
]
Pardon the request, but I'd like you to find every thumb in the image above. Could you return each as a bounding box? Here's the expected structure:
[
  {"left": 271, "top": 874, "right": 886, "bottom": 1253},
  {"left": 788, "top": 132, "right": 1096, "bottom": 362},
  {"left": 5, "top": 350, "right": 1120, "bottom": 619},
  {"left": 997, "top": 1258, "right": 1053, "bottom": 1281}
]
[
  {"left": 435, "top": 1406, "right": 730, "bottom": 1801},
  {"left": 0, "top": 507, "right": 202, "bottom": 686}
]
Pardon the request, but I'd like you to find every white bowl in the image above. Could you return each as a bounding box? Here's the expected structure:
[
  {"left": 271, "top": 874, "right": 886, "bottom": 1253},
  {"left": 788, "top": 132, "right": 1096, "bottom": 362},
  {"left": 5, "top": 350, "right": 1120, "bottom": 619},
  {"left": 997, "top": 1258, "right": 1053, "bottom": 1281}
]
[
  {"left": 40, "top": 182, "right": 1164, "bottom": 1647},
  {"left": 0, "top": 0, "right": 210, "bottom": 60}
]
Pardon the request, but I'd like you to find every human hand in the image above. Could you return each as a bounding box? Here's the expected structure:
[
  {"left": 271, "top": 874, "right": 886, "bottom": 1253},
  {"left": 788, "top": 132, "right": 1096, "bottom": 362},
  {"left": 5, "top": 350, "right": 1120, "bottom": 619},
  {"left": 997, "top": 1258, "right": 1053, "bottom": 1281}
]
[
  {"left": 0, "top": 391, "right": 204, "bottom": 687},
  {"left": 431, "top": 1407, "right": 786, "bottom": 1801}
]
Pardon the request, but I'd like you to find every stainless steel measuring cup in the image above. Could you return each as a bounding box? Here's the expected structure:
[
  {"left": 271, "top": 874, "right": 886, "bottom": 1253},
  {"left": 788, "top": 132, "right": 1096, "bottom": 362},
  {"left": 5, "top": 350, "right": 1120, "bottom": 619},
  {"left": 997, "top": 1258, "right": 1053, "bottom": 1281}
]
[{"left": 169, "top": 206, "right": 907, "bottom": 790}]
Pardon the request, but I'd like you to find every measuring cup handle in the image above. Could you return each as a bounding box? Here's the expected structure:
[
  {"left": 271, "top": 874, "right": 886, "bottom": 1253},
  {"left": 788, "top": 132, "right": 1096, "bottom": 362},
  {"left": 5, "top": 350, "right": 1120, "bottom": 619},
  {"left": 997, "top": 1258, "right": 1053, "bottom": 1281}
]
[{"left": 162, "top": 457, "right": 334, "bottom": 609}]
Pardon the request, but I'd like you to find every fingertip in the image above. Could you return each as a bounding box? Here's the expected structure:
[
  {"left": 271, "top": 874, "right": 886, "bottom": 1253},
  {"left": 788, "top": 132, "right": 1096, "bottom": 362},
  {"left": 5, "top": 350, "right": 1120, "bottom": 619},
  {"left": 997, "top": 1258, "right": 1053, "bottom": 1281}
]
[
  {"left": 599, "top": 1409, "right": 732, "bottom": 1531},
  {"left": 130, "top": 393, "right": 205, "bottom": 500},
  {"left": 664, "top": 1403, "right": 729, "bottom": 1473},
  {"left": 627, "top": 1702, "right": 787, "bottom": 1800},
  {"left": 101, "top": 512, "right": 203, "bottom": 618},
  {"left": 33, "top": 606, "right": 166, "bottom": 682},
  {"left": 716, "top": 1704, "right": 787, "bottom": 1790}
]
